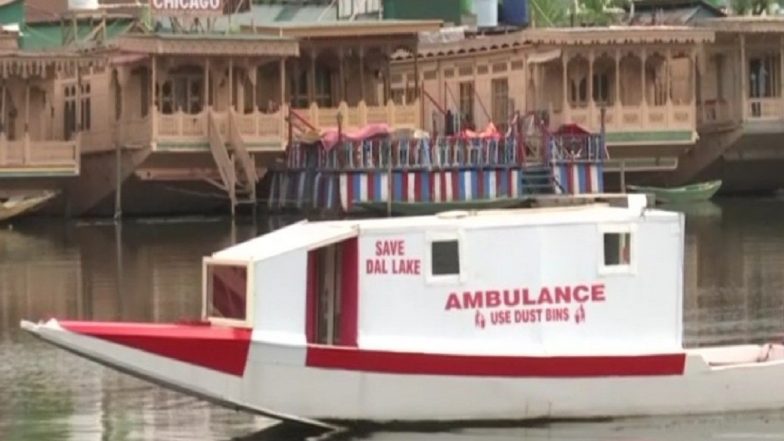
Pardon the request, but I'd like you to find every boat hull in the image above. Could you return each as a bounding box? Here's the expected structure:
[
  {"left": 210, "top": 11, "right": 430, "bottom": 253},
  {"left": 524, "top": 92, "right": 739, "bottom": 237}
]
[
  {"left": 627, "top": 180, "right": 722, "bottom": 204},
  {"left": 20, "top": 319, "right": 784, "bottom": 426}
]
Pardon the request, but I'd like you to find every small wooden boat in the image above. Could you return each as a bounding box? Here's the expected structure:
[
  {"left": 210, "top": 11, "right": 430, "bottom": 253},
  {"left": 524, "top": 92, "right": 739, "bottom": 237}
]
[
  {"left": 22, "top": 193, "right": 784, "bottom": 428},
  {"left": 0, "top": 191, "right": 58, "bottom": 222},
  {"left": 627, "top": 180, "right": 722, "bottom": 204},
  {"left": 355, "top": 197, "right": 525, "bottom": 216}
]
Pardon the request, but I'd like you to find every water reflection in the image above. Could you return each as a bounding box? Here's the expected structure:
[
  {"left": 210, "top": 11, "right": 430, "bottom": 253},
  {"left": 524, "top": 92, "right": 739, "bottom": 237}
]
[{"left": 1, "top": 198, "right": 784, "bottom": 440}]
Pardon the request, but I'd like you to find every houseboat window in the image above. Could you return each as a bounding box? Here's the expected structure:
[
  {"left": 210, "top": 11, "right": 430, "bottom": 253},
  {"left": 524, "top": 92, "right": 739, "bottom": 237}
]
[
  {"left": 492, "top": 78, "right": 509, "bottom": 130},
  {"left": 64, "top": 85, "right": 76, "bottom": 140},
  {"left": 603, "top": 232, "right": 631, "bottom": 266},
  {"left": 206, "top": 264, "right": 248, "bottom": 321},
  {"left": 459, "top": 81, "right": 474, "bottom": 128},
  {"left": 593, "top": 71, "right": 612, "bottom": 105},
  {"left": 749, "top": 54, "right": 780, "bottom": 112},
  {"left": 431, "top": 240, "right": 460, "bottom": 276},
  {"left": 81, "top": 83, "right": 91, "bottom": 131},
  {"left": 136, "top": 67, "right": 149, "bottom": 118}
]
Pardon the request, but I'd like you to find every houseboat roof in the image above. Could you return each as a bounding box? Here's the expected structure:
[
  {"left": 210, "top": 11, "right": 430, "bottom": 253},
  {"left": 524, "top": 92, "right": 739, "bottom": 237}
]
[
  {"left": 697, "top": 17, "right": 784, "bottom": 33},
  {"left": 520, "top": 25, "right": 714, "bottom": 45},
  {"left": 249, "top": 20, "right": 443, "bottom": 39},
  {"left": 116, "top": 32, "right": 300, "bottom": 57},
  {"left": 213, "top": 196, "right": 672, "bottom": 262}
]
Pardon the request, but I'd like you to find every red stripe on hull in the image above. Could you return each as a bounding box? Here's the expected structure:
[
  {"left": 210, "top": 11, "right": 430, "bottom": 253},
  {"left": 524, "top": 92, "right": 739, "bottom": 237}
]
[
  {"left": 60, "top": 321, "right": 252, "bottom": 376},
  {"left": 306, "top": 347, "right": 686, "bottom": 377}
]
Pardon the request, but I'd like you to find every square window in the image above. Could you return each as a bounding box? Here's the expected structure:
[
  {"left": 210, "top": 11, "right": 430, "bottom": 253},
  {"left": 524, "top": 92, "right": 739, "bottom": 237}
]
[
  {"left": 604, "top": 232, "right": 631, "bottom": 266},
  {"left": 207, "top": 263, "right": 248, "bottom": 321},
  {"left": 431, "top": 240, "right": 460, "bottom": 276}
]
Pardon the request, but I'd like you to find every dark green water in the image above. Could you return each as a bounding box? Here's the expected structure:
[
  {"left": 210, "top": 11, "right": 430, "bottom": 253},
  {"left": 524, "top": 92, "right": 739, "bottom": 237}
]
[{"left": 2, "top": 197, "right": 784, "bottom": 441}]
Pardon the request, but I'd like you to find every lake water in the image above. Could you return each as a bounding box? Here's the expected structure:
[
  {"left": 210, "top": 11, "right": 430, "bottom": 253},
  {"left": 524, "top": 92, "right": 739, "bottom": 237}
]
[{"left": 2, "top": 197, "right": 784, "bottom": 441}]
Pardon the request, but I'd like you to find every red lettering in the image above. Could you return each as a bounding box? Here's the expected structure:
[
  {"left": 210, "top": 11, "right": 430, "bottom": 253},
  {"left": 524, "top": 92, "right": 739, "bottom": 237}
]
[
  {"left": 445, "top": 293, "right": 461, "bottom": 311},
  {"left": 486, "top": 290, "right": 501, "bottom": 308},
  {"left": 522, "top": 288, "right": 535, "bottom": 306},
  {"left": 554, "top": 286, "right": 571, "bottom": 304},
  {"left": 463, "top": 292, "right": 484, "bottom": 309},
  {"left": 503, "top": 289, "right": 520, "bottom": 307},
  {"left": 591, "top": 283, "right": 606, "bottom": 302},
  {"left": 377, "top": 240, "right": 405, "bottom": 256},
  {"left": 538, "top": 287, "right": 553, "bottom": 304},
  {"left": 573, "top": 285, "right": 590, "bottom": 302}
]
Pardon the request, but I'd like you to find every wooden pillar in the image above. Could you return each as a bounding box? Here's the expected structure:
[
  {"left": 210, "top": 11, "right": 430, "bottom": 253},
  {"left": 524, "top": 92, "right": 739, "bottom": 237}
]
[
  {"left": 339, "top": 47, "right": 346, "bottom": 103},
  {"left": 588, "top": 50, "right": 594, "bottom": 125},
  {"left": 309, "top": 50, "right": 316, "bottom": 104},
  {"left": 740, "top": 34, "right": 747, "bottom": 121},
  {"left": 666, "top": 48, "right": 672, "bottom": 106},
  {"left": 151, "top": 55, "right": 157, "bottom": 139},
  {"left": 562, "top": 52, "right": 569, "bottom": 121},
  {"left": 279, "top": 58, "right": 286, "bottom": 106},
  {"left": 204, "top": 57, "right": 210, "bottom": 110},
  {"left": 641, "top": 49, "right": 647, "bottom": 106},
  {"left": 252, "top": 65, "right": 258, "bottom": 112},
  {"left": 228, "top": 58, "right": 234, "bottom": 111},
  {"left": 76, "top": 66, "right": 82, "bottom": 133},
  {"left": 359, "top": 46, "right": 366, "bottom": 103},
  {"left": 412, "top": 43, "right": 419, "bottom": 101},
  {"left": 384, "top": 45, "right": 391, "bottom": 104},
  {"left": 615, "top": 49, "right": 621, "bottom": 109},
  {"left": 23, "top": 77, "right": 29, "bottom": 164},
  {"left": 0, "top": 80, "right": 5, "bottom": 165}
]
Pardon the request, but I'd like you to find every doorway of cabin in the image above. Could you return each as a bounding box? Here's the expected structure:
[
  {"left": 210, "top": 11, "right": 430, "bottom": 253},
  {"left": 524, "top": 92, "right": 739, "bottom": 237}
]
[{"left": 306, "top": 238, "right": 358, "bottom": 347}]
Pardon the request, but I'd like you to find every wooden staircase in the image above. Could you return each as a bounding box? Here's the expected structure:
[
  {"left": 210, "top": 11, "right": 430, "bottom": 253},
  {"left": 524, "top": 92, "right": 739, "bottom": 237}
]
[
  {"left": 520, "top": 164, "right": 560, "bottom": 195},
  {"left": 207, "top": 110, "right": 258, "bottom": 215}
]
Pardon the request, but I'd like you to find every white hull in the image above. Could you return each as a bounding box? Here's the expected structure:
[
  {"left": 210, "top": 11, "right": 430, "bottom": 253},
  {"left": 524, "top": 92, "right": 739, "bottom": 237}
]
[{"left": 21, "top": 319, "right": 784, "bottom": 425}]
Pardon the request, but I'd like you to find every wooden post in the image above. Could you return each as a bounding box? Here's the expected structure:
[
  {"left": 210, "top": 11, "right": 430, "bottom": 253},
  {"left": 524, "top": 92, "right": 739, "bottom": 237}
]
[
  {"left": 23, "top": 78, "right": 29, "bottom": 164},
  {"left": 641, "top": 49, "right": 647, "bottom": 127},
  {"left": 359, "top": 46, "right": 366, "bottom": 103},
  {"left": 309, "top": 50, "right": 316, "bottom": 104},
  {"left": 151, "top": 55, "right": 157, "bottom": 139},
  {"left": 384, "top": 45, "right": 391, "bottom": 104},
  {"left": 229, "top": 58, "right": 234, "bottom": 111},
  {"left": 740, "top": 34, "right": 747, "bottom": 121},
  {"left": 615, "top": 49, "right": 621, "bottom": 111},
  {"left": 620, "top": 160, "right": 626, "bottom": 193},
  {"left": 204, "top": 57, "right": 210, "bottom": 110},
  {"left": 339, "top": 47, "right": 346, "bottom": 102},
  {"left": 588, "top": 50, "right": 594, "bottom": 124},
  {"left": 562, "top": 52, "right": 569, "bottom": 121},
  {"left": 387, "top": 133, "right": 392, "bottom": 217},
  {"left": 279, "top": 58, "right": 286, "bottom": 107},
  {"left": 412, "top": 42, "right": 419, "bottom": 101},
  {"left": 1, "top": 80, "right": 6, "bottom": 165}
]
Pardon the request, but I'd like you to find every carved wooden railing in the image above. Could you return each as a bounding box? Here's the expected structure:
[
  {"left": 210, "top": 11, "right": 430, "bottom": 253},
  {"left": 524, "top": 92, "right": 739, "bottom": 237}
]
[{"left": 0, "top": 136, "right": 79, "bottom": 169}]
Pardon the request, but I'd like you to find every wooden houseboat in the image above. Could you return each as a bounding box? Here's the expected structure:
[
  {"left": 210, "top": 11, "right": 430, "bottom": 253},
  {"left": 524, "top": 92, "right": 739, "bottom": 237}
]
[
  {"left": 5, "top": 0, "right": 784, "bottom": 217},
  {"left": 21, "top": 193, "right": 784, "bottom": 426}
]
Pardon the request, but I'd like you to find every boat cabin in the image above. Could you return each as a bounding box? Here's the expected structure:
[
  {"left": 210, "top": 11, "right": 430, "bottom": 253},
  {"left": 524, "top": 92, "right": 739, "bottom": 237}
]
[{"left": 203, "top": 194, "right": 685, "bottom": 357}]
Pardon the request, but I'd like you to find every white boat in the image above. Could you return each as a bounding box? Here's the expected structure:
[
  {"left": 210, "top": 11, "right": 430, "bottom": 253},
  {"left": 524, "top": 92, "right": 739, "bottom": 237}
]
[{"left": 20, "top": 194, "right": 784, "bottom": 428}]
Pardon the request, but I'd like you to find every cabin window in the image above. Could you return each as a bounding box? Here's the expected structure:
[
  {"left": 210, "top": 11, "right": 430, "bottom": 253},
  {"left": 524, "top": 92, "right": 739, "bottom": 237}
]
[
  {"left": 431, "top": 240, "right": 460, "bottom": 276},
  {"left": 604, "top": 232, "right": 630, "bottom": 266},
  {"left": 205, "top": 262, "right": 249, "bottom": 324}
]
